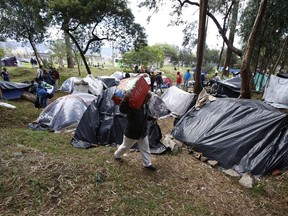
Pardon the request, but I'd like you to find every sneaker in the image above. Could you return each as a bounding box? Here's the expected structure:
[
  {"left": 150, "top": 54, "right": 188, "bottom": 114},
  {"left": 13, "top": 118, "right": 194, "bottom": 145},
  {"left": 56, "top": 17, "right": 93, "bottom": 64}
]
[{"left": 145, "top": 165, "right": 157, "bottom": 171}]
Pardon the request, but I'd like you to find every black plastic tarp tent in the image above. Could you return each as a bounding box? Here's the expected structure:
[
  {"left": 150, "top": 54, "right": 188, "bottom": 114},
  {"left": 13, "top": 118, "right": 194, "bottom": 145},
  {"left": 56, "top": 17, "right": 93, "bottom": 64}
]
[
  {"left": 172, "top": 98, "right": 288, "bottom": 176},
  {"left": 216, "top": 76, "right": 241, "bottom": 98},
  {"left": 71, "top": 87, "right": 168, "bottom": 154}
]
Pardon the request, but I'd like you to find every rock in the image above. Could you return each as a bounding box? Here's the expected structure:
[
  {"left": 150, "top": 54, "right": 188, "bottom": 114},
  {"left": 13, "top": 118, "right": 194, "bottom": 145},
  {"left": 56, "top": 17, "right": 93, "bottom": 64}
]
[
  {"left": 13, "top": 152, "right": 23, "bottom": 157},
  {"left": 162, "top": 134, "right": 182, "bottom": 151},
  {"left": 223, "top": 169, "right": 241, "bottom": 178},
  {"left": 200, "top": 156, "right": 208, "bottom": 162},
  {"left": 193, "top": 152, "right": 202, "bottom": 159},
  {"left": 239, "top": 173, "right": 255, "bottom": 188},
  {"left": 207, "top": 160, "right": 218, "bottom": 167},
  {"left": 272, "top": 169, "right": 283, "bottom": 176}
]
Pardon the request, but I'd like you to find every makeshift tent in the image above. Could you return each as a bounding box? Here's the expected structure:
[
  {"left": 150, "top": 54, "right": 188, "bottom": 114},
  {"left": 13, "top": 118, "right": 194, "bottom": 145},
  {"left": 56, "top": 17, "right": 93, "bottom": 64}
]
[
  {"left": 28, "top": 93, "right": 96, "bottom": 132},
  {"left": 1, "top": 57, "right": 17, "bottom": 66},
  {"left": 71, "top": 86, "right": 167, "bottom": 154},
  {"left": 59, "top": 77, "right": 82, "bottom": 93},
  {"left": 97, "top": 76, "right": 118, "bottom": 88},
  {"left": 149, "top": 92, "right": 170, "bottom": 119},
  {"left": 161, "top": 86, "right": 195, "bottom": 116},
  {"left": 162, "top": 76, "right": 173, "bottom": 88},
  {"left": 263, "top": 74, "right": 288, "bottom": 109},
  {"left": 59, "top": 74, "right": 104, "bottom": 95},
  {"left": 253, "top": 72, "right": 268, "bottom": 92},
  {"left": 110, "top": 71, "right": 124, "bottom": 80},
  {"left": 0, "top": 81, "right": 31, "bottom": 100},
  {"left": 216, "top": 76, "right": 241, "bottom": 98},
  {"left": 218, "top": 67, "right": 241, "bottom": 75},
  {"left": 172, "top": 98, "right": 288, "bottom": 176}
]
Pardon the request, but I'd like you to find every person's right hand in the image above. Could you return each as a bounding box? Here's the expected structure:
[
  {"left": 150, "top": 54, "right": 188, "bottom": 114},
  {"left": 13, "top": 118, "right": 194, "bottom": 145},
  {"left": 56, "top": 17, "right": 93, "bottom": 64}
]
[{"left": 123, "top": 90, "right": 132, "bottom": 100}]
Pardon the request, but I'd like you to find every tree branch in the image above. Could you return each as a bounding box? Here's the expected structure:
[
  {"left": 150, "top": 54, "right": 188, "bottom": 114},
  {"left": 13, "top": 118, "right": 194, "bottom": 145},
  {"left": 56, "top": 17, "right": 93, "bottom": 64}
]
[{"left": 178, "top": 0, "right": 243, "bottom": 56}]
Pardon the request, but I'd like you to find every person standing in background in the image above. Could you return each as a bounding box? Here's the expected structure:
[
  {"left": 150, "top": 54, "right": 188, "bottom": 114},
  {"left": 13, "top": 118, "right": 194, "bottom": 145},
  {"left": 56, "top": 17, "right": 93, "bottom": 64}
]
[
  {"left": 36, "top": 65, "right": 43, "bottom": 81},
  {"left": 0, "top": 68, "right": 10, "bottom": 81},
  {"left": 176, "top": 71, "right": 182, "bottom": 88},
  {"left": 150, "top": 71, "right": 156, "bottom": 92},
  {"left": 51, "top": 67, "right": 60, "bottom": 90},
  {"left": 183, "top": 69, "right": 191, "bottom": 88},
  {"left": 155, "top": 72, "right": 163, "bottom": 94}
]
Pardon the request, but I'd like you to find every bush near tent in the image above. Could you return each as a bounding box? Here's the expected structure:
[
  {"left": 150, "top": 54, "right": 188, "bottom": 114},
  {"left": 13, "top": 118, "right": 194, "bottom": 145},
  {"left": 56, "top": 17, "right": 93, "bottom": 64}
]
[{"left": 172, "top": 98, "right": 288, "bottom": 176}]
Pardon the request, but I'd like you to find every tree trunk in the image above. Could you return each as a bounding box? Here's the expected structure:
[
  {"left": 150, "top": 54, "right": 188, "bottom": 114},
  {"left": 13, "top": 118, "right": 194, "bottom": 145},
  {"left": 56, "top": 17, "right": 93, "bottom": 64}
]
[
  {"left": 217, "top": 41, "right": 225, "bottom": 71},
  {"left": 194, "top": 0, "right": 208, "bottom": 95},
  {"left": 271, "top": 36, "right": 288, "bottom": 74},
  {"left": 29, "top": 40, "right": 42, "bottom": 66},
  {"left": 240, "top": 0, "right": 267, "bottom": 99},
  {"left": 65, "top": 33, "right": 74, "bottom": 68},
  {"left": 66, "top": 31, "right": 91, "bottom": 74},
  {"left": 223, "top": 0, "right": 240, "bottom": 77}
]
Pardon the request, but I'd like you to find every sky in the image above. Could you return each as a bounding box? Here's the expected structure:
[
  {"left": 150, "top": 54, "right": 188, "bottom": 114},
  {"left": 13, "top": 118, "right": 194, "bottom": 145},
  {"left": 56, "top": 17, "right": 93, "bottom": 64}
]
[{"left": 129, "top": 1, "right": 241, "bottom": 51}]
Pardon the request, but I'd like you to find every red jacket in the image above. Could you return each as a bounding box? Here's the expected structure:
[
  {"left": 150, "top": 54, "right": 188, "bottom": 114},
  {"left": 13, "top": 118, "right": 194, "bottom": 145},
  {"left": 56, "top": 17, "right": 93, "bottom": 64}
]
[{"left": 176, "top": 74, "right": 182, "bottom": 84}]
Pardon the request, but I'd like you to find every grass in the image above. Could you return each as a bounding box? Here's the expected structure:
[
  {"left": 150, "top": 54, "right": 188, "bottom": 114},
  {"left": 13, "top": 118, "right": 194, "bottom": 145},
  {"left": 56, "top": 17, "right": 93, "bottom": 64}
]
[{"left": 0, "top": 66, "right": 288, "bottom": 215}]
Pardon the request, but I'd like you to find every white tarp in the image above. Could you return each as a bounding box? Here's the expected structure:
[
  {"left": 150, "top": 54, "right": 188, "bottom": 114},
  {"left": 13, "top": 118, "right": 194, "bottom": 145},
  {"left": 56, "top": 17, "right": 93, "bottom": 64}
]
[
  {"left": 263, "top": 75, "right": 288, "bottom": 109},
  {"left": 161, "top": 86, "right": 195, "bottom": 116},
  {"left": 59, "top": 75, "right": 104, "bottom": 96},
  {"left": 59, "top": 77, "right": 82, "bottom": 93},
  {"left": 31, "top": 92, "right": 97, "bottom": 132}
]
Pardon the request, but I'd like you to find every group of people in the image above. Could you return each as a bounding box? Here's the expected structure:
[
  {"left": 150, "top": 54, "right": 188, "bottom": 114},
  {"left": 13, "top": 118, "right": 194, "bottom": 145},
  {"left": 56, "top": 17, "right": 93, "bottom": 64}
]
[
  {"left": 149, "top": 71, "right": 164, "bottom": 94},
  {"left": 34, "top": 65, "right": 59, "bottom": 108},
  {"left": 175, "top": 69, "right": 220, "bottom": 89}
]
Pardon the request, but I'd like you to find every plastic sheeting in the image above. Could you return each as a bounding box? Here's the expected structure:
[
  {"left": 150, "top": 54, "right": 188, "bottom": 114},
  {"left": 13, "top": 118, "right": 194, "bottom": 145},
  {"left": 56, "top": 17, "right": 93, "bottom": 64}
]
[
  {"left": 59, "top": 75, "right": 104, "bottom": 95},
  {"left": 28, "top": 93, "right": 96, "bottom": 132},
  {"left": 161, "top": 86, "right": 195, "bottom": 116},
  {"left": 172, "top": 98, "right": 288, "bottom": 176},
  {"left": 71, "top": 87, "right": 167, "bottom": 154},
  {"left": 0, "top": 81, "right": 31, "bottom": 100},
  {"left": 97, "top": 76, "right": 118, "bottom": 88},
  {"left": 71, "top": 87, "right": 126, "bottom": 148},
  {"left": 263, "top": 75, "right": 288, "bottom": 109},
  {"left": 217, "top": 76, "right": 241, "bottom": 98},
  {"left": 59, "top": 77, "right": 82, "bottom": 93},
  {"left": 253, "top": 72, "right": 268, "bottom": 92},
  {"left": 149, "top": 92, "right": 170, "bottom": 119}
]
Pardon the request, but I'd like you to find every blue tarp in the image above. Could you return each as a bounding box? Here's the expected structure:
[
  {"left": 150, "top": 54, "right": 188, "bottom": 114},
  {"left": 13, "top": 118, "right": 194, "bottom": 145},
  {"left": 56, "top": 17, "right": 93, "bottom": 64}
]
[{"left": 0, "top": 81, "right": 31, "bottom": 100}]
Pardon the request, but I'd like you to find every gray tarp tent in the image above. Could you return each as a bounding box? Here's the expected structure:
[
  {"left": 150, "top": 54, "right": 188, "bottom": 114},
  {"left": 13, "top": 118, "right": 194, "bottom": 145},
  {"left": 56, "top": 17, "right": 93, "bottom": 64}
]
[
  {"left": 172, "top": 98, "right": 288, "bottom": 176},
  {"left": 263, "top": 74, "right": 288, "bottom": 109},
  {"left": 28, "top": 93, "right": 97, "bottom": 132},
  {"left": 71, "top": 87, "right": 168, "bottom": 154}
]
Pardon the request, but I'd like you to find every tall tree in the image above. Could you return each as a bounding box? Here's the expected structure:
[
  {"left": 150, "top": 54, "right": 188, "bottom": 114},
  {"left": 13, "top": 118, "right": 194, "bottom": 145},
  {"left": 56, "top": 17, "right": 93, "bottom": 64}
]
[
  {"left": 223, "top": 0, "right": 240, "bottom": 76},
  {"left": 64, "top": 33, "right": 74, "bottom": 68},
  {"left": 194, "top": 0, "right": 209, "bottom": 95},
  {"left": 0, "top": 0, "right": 51, "bottom": 66},
  {"left": 239, "top": 0, "right": 288, "bottom": 75},
  {"left": 140, "top": 0, "right": 243, "bottom": 56},
  {"left": 240, "top": 0, "right": 267, "bottom": 99},
  {"left": 49, "top": 0, "right": 147, "bottom": 74}
]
